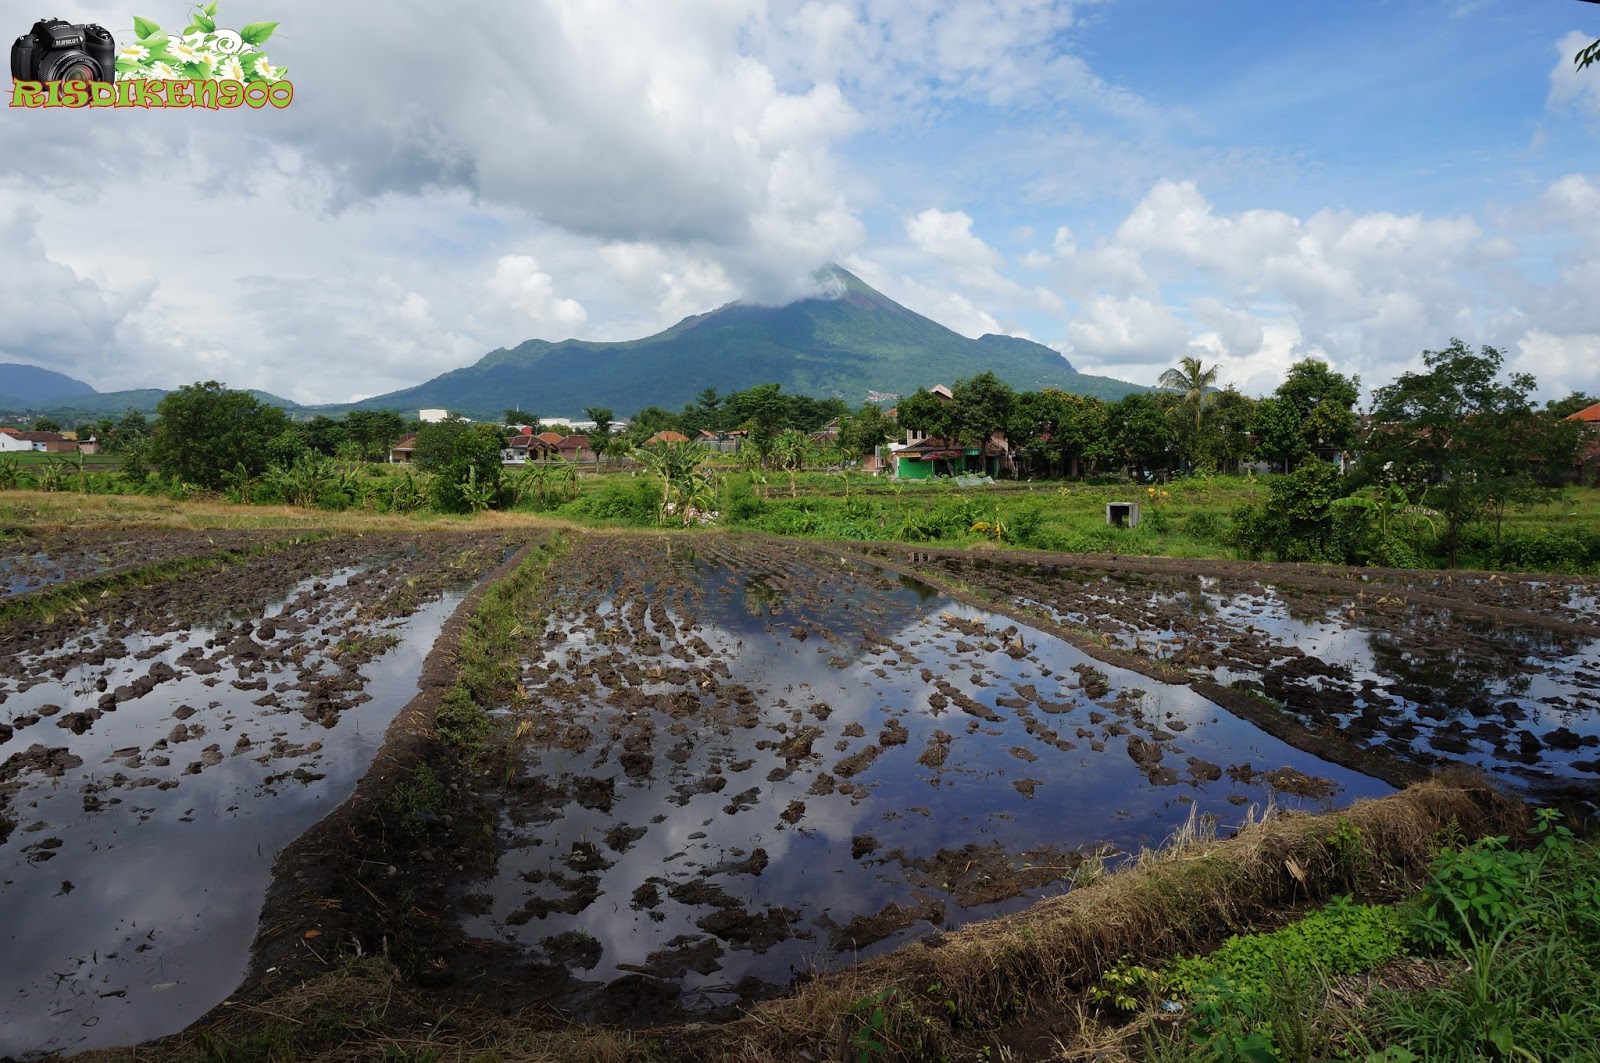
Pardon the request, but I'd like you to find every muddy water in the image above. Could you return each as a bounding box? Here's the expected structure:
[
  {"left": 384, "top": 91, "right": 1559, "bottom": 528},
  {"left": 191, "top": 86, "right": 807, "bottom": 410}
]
[
  {"left": 986, "top": 565, "right": 1600, "bottom": 793},
  {"left": 0, "top": 576, "right": 465, "bottom": 1058},
  {"left": 463, "top": 542, "right": 1388, "bottom": 1009}
]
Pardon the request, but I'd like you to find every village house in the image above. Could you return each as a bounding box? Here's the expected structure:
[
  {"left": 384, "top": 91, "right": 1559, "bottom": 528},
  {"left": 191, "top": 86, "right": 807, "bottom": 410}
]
[
  {"left": 0, "top": 428, "right": 77, "bottom": 453},
  {"left": 882, "top": 386, "right": 1006, "bottom": 479},
  {"left": 502, "top": 431, "right": 559, "bottom": 464},
  {"left": 644, "top": 430, "right": 690, "bottom": 445},
  {"left": 387, "top": 434, "right": 416, "bottom": 463},
  {"left": 1567, "top": 401, "right": 1600, "bottom": 485},
  {"left": 696, "top": 428, "right": 743, "bottom": 453}
]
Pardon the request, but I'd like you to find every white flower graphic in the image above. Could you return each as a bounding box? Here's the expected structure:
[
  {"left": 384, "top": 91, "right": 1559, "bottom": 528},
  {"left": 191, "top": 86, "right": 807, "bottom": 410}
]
[
  {"left": 117, "top": 43, "right": 149, "bottom": 62},
  {"left": 217, "top": 55, "right": 245, "bottom": 82},
  {"left": 149, "top": 60, "right": 178, "bottom": 79},
  {"left": 251, "top": 54, "right": 277, "bottom": 80},
  {"left": 168, "top": 40, "right": 203, "bottom": 64}
]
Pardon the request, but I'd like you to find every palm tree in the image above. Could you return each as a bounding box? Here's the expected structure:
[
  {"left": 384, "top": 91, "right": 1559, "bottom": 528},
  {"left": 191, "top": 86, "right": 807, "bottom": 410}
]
[{"left": 1159, "top": 356, "right": 1220, "bottom": 467}]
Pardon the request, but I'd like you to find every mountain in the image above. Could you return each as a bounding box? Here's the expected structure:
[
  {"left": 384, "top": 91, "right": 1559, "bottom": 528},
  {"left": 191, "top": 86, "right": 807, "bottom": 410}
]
[
  {"left": 2, "top": 388, "right": 300, "bottom": 422},
  {"left": 339, "top": 267, "right": 1143, "bottom": 419},
  {"left": 0, "top": 363, "right": 98, "bottom": 406}
]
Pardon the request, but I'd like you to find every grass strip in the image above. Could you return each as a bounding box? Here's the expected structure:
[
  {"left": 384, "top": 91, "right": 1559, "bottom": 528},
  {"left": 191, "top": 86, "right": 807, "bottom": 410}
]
[{"left": 434, "top": 530, "right": 570, "bottom": 754}]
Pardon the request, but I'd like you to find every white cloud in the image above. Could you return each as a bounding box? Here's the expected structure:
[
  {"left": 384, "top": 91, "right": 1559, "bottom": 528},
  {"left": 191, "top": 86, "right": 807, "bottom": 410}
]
[
  {"left": 1064, "top": 294, "right": 1188, "bottom": 365},
  {"left": 0, "top": 203, "right": 148, "bottom": 385},
  {"left": 1548, "top": 30, "right": 1600, "bottom": 119},
  {"left": 1513, "top": 331, "right": 1600, "bottom": 399},
  {"left": 487, "top": 256, "right": 588, "bottom": 336},
  {"left": 906, "top": 208, "right": 1002, "bottom": 268}
]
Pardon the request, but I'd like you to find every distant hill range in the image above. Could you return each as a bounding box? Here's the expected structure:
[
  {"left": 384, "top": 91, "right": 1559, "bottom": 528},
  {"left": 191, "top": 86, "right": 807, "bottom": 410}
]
[
  {"left": 8, "top": 267, "right": 1144, "bottom": 423},
  {"left": 0, "top": 363, "right": 99, "bottom": 409},
  {"left": 334, "top": 266, "right": 1142, "bottom": 418}
]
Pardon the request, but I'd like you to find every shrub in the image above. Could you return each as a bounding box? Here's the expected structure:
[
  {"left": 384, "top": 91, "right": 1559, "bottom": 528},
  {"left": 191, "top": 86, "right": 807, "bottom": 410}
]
[
  {"left": 1184, "top": 510, "right": 1225, "bottom": 543},
  {"left": 561, "top": 477, "right": 658, "bottom": 525},
  {"left": 1496, "top": 529, "right": 1587, "bottom": 574}
]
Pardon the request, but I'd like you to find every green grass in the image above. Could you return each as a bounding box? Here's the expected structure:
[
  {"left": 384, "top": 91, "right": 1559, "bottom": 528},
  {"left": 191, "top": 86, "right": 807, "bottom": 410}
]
[
  {"left": 1115, "top": 809, "right": 1600, "bottom": 1063},
  {"left": 6, "top": 451, "right": 122, "bottom": 465}
]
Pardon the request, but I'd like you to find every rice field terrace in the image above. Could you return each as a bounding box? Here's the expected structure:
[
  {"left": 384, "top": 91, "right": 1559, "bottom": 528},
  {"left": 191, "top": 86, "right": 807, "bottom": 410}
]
[
  {"left": 0, "top": 529, "right": 516, "bottom": 1057},
  {"left": 2, "top": 521, "right": 1597, "bottom": 1061}
]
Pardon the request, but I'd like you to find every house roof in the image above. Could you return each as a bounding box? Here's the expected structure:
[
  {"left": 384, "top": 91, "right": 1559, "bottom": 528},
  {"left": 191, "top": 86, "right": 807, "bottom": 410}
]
[
  {"left": 4, "top": 430, "right": 68, "bottom": 442},
  {"left": 391, "top": 434, "right": 416, "bottom": 451},
  {"left": 559, "top": 434, "right": 590, "bottom": 447},
  {"left": 535, "top": 431, "right": 564, "bottom": 444},
  {"left": 647, "top": 430, "right": 689, "bottom": 444},
  {"left": 507, "top": 433, "right": 533, "bottom": 446},
  {"left": 896, "top": 436, "right": 1000, "bottom": 458},
  {"left": 1566, "top": 401, "right": 1600, "bottom": 424}
]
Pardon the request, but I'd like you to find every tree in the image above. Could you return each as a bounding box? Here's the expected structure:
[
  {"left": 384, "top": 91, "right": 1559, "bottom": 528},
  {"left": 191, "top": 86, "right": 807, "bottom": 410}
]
[
  {"left": 1577, "top": 36, "right": 1600, "bottom": 73},
  {"left": 894, "top": 386, "right": 957, "bottom": 442},
  {"left": 952, "top": 371, "right": 1016, "bottom": 473},
  {"left": 1203, "top": 387, "right": 1257, "bottom": 473},
  {"left": 836, "top": 403, "right": 894, "bottom": 462},
  {"left": 1362, "top": 339, "right": 1581, "bottom": 566},
  {"left": 584, "top": 406, "right": 615, "bottom": 465},
  {"left": 1251, "top": 397, "right": 1307, "bottom": 472},
  {"left": 149, "top": 381, "right": 292, "bottom": 490},
  {"left": 1545, "top": 392, "right": 1599, "bottom": 419},
  {"left": 1158, "top": 356, "right": 1218, "bottom": 467},
  {"left": 770, "top": 429, "right": 812, "bottom": 496},
  {"left": 345, "top": 410, "right": 406, "bottom": 463},
  {"left": 503, "top": 408, "right": 540, "bottom": 430},
  {"left": 300, "top": 415, "right": 348, "bottom": 457},
  {"left": 33, "top": 417, "right": 60, "bottom": 433},
  {"left": 1103, "top": 392, "right": 1174, "bottom": 477},
  {"left": 109, "top": 409, "right": 150, "bottom": 453},
  {"left": 1009, "top": 389, "right": 1105, "bottom": 478},
  {"left": 1275, "top": 358, "right": 1360, "bottom": 459},
  {"left": 727, "top": 384, "right": 788, "bottom": 466},
  {"left": 634, "top": 438, "right": 712, "bottom": 524},
  {"left": 412, "top": 416, "right": 504, "bottom": 512}
]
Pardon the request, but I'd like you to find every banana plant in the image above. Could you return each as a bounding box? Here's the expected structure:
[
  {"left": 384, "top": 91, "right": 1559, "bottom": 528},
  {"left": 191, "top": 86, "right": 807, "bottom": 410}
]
[{"left": 459, "top": 464, "right": 497, "bottom": 513}]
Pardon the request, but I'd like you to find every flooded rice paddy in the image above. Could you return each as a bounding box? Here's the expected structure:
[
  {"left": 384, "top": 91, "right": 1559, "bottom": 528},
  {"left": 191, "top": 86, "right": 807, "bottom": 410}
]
[
  {"left": 460, "top": 539, "right": 1391, "bottom": 1010},
  {"left": 893, "top": 551, "right": 1600, "bottom": 797},
  {"left": 5, "top": 526, "right": 1596, "bottom": 1055},
  {"left": 0, "top": 532, "right": 509, "bottom": 1057}
]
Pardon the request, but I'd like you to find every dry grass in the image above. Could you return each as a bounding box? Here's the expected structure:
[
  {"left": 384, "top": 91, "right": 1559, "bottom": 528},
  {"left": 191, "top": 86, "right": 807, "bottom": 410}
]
[
  {"left": 79, "top": 776, "right": 1521, "bottom": 1063},
  {"left": 665, "top": 774, "right": 1523, "bottom": 1063}
]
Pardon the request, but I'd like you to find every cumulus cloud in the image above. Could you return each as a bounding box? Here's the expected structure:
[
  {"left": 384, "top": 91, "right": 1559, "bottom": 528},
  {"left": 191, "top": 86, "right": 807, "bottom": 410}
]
[
  {"left": 906, "top": 208, "right": 1002, "bottom": 268},
  {"left": 1065, "top": 294, "right": 1188, "bottom": 365},
  {"left": 1549, "top": 30, "right": 1600, "bottom": 120},
  {"left": 0, "top": 202, "right": 147, "bottom": 383},
  {"left": 487, "top": 257, "right": 588, "bottom": 336}
]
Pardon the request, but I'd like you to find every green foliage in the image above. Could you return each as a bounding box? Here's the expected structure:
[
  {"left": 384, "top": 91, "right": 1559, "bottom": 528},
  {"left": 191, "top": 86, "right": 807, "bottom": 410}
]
[
  {"left": 846, "top": 988, "right": 894, "bottom": 1061},
  {"left": 1227, "top": 461, "right": 1362, "bottom": 563},
  {"left": 1361, "top": 339, "right": 1581, "bottom": 566},
  {"left": 1250, "top": 396, "right": 1306, "bottom": 470},
  {"left": 1371, "top": 811, "right": 1600, "bottom": 1062},
  {"left": 388, "top": 765, "right": 448, "bottom": 835},
  {"left": 411, "top": 417, "right": 504, "bottom": 513},
  {"left": 149, "top": 381, "right": 293, "bottom": 491},
  {"left": 1276, "top": 357, "right": 1360, "bottom": 456}
]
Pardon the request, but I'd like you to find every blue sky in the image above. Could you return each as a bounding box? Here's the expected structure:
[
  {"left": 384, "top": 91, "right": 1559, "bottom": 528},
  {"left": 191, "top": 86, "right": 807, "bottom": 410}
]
[{"left": 1, "top": 0, "right": 1597, "bottom": 407}]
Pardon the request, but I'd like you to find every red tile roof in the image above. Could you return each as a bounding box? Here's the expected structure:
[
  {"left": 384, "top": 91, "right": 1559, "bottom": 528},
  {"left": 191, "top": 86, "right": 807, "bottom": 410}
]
[{"left": 1566, "top": 401, "right": 1600, "bottom": 424}]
